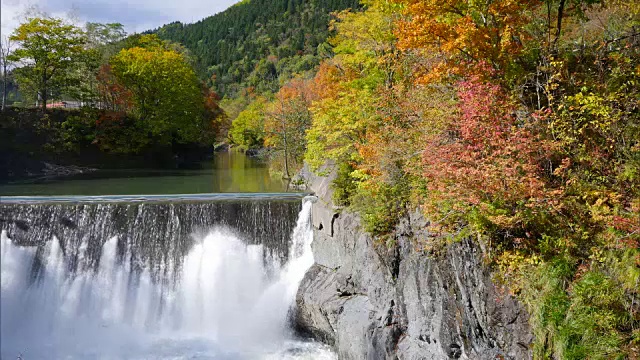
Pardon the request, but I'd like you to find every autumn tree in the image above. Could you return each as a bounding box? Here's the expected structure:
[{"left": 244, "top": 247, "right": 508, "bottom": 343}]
[
  {"left": 96, "top": 64, "right": 133, "bottom": 112},
  {"left": 420, "top": 76, "right": 552, "bottom": 239},
  {"left": 202, "top": 86, "right": 229, "bottom": 143},
  {"left": 296, "top": 0, "right": 640, "bottom": 357},
  {"left": 393, "top": 0, "right": 540, "bottom": 82},
  {"left": 265, "top": 77, "right": 318, "bottom": 178},
  {"left": 306, "top": 0, "right": 396, "bottom": 171},
  {"left": 9, "top": 17, "right": 88, "bottom": 109},
  {"left": 108, "top": 36, "right": 210, "bottom": 144}
]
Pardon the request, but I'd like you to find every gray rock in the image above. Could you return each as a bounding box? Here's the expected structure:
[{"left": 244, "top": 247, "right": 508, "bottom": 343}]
[
  {"left": 214, "top": 143, "right": 229, "bottom": 152},
  {"left": 295, "top": 170, "right": 533, "bottom": 360},
  {"left": 298, "top": 162, "right": 341, "bottom": 239},
  {"left": 42, "top": 162, "right": 96, "bottom": 177}
]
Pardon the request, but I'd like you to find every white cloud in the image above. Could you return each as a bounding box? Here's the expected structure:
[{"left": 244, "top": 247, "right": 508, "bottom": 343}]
[
  {"left": 1, "top": 0, "right": 28, "bottom": 38},
  {"left": 1, "top": 0, "right": 240, "bottom": 38}
]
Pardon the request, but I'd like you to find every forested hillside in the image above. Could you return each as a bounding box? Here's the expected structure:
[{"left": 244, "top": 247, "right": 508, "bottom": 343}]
[{"left": 154, "top": 0, "right": 360, "bottom": 96}]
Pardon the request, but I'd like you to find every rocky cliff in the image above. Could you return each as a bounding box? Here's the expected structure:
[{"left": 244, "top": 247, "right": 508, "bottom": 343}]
[{"left": 294, "top": 168, "right": 533, "bottom": 359}]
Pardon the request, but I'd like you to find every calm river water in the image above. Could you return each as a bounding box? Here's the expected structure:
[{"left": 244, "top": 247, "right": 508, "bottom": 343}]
[{"left": 0, "top": 151, "right": 290, "bottom": 196}]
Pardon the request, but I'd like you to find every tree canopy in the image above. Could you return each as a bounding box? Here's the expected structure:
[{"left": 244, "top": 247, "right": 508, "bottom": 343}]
[
  {"left": 9, "top": 17, "right": 88, "bottom": 109},
  {"left": 109, "top": 40, "right": 202, "bottom": 142}
]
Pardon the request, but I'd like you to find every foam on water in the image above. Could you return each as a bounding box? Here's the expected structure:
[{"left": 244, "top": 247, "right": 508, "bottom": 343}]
[{"left": 1, "top": 200, "right": 332, "bottom": 359}]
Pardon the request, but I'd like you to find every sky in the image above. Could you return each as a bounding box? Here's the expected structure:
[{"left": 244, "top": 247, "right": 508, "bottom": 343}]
[{"left": 1, "top": 0, "right": 240, "bottom": 39}]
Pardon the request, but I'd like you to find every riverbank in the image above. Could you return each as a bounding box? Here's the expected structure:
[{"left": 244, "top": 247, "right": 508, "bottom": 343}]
[{"left": 0, "top": 108, "right": 218, "bottom": 183}]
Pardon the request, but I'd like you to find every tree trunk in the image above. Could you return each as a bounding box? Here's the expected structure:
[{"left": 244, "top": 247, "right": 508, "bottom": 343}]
[
  {"left": 552, "top": 0, "right": 566, "bottom": 48},
  {"left": 1, "top": 63, "right": 6, "bottom": 111},
  {"left": 41, "top": 71, "right": 48, "bottom": 110},
  {"left": 41, "top": 88, "right": 48, "bottom": 110},
  {"left": 283, "top": 125, "right": 290, "bottom": 179}
]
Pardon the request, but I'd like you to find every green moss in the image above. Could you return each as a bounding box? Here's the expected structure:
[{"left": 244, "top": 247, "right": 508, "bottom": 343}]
[{"left": 522, "top": 253, "right": 638, "bottom": 360}]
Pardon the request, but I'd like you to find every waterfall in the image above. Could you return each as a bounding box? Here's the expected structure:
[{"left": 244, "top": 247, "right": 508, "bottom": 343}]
[
  {"left": 0, "top": 198, "right": 302, "bottom": 265},
  {"left": 1, "top": 200, "right": 332, "bottom": 359}
]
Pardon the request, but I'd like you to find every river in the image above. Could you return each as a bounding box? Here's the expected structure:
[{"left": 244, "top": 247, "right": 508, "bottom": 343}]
[{"left": 0, "top": 151, "right": 289, "bottom": 196}]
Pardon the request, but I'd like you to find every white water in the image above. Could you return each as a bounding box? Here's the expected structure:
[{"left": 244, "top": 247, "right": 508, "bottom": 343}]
[{"left": 1, "top": 201, "right": 332, "bottom": 359}]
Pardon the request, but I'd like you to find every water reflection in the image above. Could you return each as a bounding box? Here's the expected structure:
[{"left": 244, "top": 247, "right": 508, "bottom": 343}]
[
  {"left": 212, "top": 151, "right": 286, "bottom": 193},
  {"left": 0, "top": 151, "right": 290, "bottom": 196}
]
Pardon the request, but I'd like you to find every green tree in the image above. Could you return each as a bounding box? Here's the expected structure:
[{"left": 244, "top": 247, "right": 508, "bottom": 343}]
[
  {"left": 9, "top": 17, "right": 87, "bottom": 110},
  {"left": 108, "top": 38, "right": 208, "bottom": 144},
  {"left": 229, "top": 96, "right": 268, "bottom": 150}
]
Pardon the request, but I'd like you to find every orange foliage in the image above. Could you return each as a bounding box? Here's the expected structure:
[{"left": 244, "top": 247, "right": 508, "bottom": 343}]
[
  {"left": 393, "top": 0, "right": 539, "bottom": 82},
  {"left": 278, "top": 77, "right": 321, "bottom": 104},
  {"left": 96, "top": 64, "right": 133, "bottom": 112},
  {"left": 267, "top": 69, "right": 332, "bottom": 133},
  {"left": 311, "top": 62, "right": 343, "bottom": 99},
  {"left": 203, "top": 87, "right": 228, "bottom": 139}
]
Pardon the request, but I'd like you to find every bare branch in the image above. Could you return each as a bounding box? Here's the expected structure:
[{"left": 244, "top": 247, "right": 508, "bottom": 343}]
[{"left": 1, "top": 36, "right": 15, "bottom": 111}]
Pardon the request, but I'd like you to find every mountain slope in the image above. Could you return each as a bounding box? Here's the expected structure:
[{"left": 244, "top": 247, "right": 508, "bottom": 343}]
[{"left": 154, "top": 0, "right": 360, "bottom": 96}]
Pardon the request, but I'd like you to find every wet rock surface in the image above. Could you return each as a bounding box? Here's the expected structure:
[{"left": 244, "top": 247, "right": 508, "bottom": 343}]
[{"left": 295, "top": 169, "right": 533, "bottom": 359}]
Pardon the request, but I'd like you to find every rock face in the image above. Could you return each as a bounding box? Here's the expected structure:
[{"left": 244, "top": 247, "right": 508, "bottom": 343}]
[{"left": 295, "top": 168, "right": 533, "bottom": 359}]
